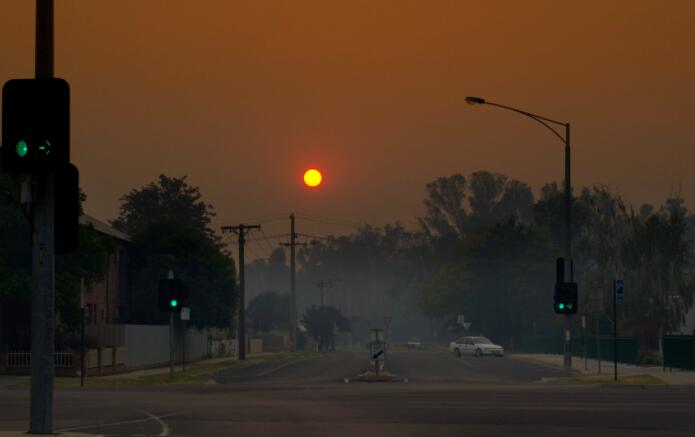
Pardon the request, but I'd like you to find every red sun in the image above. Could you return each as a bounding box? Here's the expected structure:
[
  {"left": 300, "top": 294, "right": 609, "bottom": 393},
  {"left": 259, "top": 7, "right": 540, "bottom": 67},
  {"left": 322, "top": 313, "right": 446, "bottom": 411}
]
[{"left": 303, "top": 168, "right": 323, "bottom": 188}]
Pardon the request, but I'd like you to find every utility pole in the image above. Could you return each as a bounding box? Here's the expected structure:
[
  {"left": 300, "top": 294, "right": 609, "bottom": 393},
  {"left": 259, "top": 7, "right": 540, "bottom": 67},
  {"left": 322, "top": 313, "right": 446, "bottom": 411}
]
[
  {"left": 80, "top": 278, "right": 85, "bottom": 388},
  {"left": 31, "top": 0, "right": 55, "bottom": 433},
  {"left": 613, "top": 279, "right": 618, "bottom": 382},
  {"left": 314, "top": 279, "right": 333, "bottom": 308},
  {"left": 222, "top": 224, "right": 261, "bottom": 360},
  {"left": 280, "top": 214, "right": 306, "bottom": 351}
]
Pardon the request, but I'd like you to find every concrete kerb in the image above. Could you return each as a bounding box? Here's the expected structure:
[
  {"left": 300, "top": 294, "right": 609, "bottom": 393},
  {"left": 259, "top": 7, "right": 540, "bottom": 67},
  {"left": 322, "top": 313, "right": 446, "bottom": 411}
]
[
  {"left": 0, "top": 433, "right": 95, "bottom": 436},
  {"left": 99, "top": 355, "right": 239, "bottom": 380}
]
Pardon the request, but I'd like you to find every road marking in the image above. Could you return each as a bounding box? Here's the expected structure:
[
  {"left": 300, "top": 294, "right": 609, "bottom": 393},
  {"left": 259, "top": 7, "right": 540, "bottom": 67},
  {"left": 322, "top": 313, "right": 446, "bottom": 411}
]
[
  {"left": 458, "top": 357, "right": 474, "bottom": 368},
  {"left": 256, "top": 358, "right": 305, "bottom": 377},
  {"left": 58, "top": 411, "right": 177, "bottom": 434},
  {"left": 143, "top": 410, "right": 171, "bottom": 436}
]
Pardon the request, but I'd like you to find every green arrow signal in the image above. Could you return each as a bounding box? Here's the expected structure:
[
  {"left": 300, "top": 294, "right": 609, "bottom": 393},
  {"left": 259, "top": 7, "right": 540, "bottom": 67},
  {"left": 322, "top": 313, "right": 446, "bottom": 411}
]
[
  {"left": 16, "top": 140, "right": 28, "bottom": 157},
  {"left": 38, "top": 140, "right": 52, "bottom": 155}
]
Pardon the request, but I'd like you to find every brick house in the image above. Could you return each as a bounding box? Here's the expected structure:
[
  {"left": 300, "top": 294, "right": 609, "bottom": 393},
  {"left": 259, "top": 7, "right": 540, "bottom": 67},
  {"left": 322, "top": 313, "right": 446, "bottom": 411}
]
[
  {"left": 80, "top": 214, "right": 130, "bottom": 326},
  {"left": 0, "top": 214, "right": 130, "bottom": 374}
]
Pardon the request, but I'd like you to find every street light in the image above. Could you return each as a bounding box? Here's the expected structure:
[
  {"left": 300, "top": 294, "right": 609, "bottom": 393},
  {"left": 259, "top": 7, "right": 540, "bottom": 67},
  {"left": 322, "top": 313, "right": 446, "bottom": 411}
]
[{"left": 466, "top": 95, "right": 573, "bottom": 369}]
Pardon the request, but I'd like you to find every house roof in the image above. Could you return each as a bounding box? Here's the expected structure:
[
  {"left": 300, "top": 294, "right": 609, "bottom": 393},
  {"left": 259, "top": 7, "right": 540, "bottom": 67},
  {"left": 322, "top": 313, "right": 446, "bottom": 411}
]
[{"left": 80, "top": 214, "right": 130, "bottom": 242}]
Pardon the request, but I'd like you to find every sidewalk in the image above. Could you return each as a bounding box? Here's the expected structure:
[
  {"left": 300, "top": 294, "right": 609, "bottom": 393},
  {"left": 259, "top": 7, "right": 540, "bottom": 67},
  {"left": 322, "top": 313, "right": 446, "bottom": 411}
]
[{"left": 509, "top": 353, "right": 695, "bottom": 385}]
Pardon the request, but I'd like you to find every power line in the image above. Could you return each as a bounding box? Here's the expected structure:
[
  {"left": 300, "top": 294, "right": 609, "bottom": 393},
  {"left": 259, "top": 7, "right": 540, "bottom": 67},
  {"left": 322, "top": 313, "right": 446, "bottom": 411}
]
[
  {"left": 259, "top": 228, "right": 279, "bottom": 255},
  {"left": 225, "top": 233, "right": 290, "bottom": 244},
  {"left": 296, "top": 215, "right": 362, "bottom": 230},
  {"left": 225, "top": 214, "right": 288, "bottom": 225}
]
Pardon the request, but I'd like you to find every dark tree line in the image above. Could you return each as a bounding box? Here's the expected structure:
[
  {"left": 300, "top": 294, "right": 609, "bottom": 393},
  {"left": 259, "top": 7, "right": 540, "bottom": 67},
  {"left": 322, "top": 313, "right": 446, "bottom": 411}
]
[{"left": 291, "top": 171, "right": 695, "bottom": 348}]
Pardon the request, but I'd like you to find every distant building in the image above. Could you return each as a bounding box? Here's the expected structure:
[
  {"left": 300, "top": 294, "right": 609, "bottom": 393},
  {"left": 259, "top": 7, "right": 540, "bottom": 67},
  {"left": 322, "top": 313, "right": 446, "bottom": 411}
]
[{"left": 80, "top": 214, "right": 130, "bottom": 326}]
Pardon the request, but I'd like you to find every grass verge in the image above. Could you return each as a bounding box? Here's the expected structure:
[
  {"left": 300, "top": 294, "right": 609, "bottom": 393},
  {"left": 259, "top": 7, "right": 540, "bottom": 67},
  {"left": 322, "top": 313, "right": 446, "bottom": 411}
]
[{"left": 10, "top": 350, "right": 320, "bottom": 389}]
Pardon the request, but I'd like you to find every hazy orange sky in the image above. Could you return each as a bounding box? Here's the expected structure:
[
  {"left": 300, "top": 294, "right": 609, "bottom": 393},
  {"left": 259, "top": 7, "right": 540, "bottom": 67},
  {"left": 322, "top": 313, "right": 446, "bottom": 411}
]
[{"left": 2, "top": 1, "right": 694, "bottom": 249}]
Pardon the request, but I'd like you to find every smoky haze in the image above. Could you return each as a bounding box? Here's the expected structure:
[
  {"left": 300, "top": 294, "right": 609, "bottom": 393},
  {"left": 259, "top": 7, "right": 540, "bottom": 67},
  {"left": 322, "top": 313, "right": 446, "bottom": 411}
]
[{"left": 1, "top": 0, "right": 694, "bottom": 232}]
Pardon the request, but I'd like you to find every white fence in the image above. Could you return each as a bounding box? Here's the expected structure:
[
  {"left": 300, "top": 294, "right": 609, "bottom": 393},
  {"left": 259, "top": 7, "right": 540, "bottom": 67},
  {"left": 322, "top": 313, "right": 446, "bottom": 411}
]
[
  {"left": 123, "top": 324, "right": 208, "bottom": 368},
  {"left": 7, "top": 351, "right": 74, "bottom": 368}
]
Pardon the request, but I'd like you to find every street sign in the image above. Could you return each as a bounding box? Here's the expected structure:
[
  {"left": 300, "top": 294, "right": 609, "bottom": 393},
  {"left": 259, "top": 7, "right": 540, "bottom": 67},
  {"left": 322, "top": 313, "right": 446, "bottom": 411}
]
[
  {"left": 614, "top": 279, "right": 624, "bottom": 304},
  {"left": 369, "top": 328, "right": 384, "bottom": 342},
  {"left": 369, "top": 340, "right": 386, "bottom": 373},
  {"left": 180, "top": 307, "right": 190, "bottom": 321}
]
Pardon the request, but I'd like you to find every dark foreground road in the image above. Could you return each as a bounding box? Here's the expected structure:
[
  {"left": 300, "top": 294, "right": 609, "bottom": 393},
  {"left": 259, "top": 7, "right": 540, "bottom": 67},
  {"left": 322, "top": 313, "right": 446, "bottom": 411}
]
[{"left": 1, "top": 351, "right": 694, "bottom": 436}]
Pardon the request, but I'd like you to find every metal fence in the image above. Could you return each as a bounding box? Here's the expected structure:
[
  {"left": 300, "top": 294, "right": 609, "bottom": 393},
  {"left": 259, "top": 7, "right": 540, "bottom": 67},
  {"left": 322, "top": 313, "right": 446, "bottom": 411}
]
[
  {"left": 6, "top": 351, "right": 74, "bottom": 368},
  {"left": 517, "top": 335, "right": 639, "bottom": 364},
  {"left": 663, "top": 335, "right": 695, "bottom": 370}
]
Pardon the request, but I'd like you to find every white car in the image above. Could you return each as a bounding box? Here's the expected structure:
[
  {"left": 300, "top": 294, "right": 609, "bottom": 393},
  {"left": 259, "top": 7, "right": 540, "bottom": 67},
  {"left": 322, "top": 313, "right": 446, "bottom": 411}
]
[{"left": 449, "top": 336, "right": 504, "bottom": 357}]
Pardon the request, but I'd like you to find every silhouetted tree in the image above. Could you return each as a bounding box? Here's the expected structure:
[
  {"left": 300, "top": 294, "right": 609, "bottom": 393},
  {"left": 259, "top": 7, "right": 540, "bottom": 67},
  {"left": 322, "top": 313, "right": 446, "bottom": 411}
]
[
  {"left": 302, "top": 305, "right": 350, "bottom": 351},
  {"left": 112, "top": 174, "right": 216, "bottom": 238},
  {"left": 247, "top": 291, "right": 289, "bottom": 334}
]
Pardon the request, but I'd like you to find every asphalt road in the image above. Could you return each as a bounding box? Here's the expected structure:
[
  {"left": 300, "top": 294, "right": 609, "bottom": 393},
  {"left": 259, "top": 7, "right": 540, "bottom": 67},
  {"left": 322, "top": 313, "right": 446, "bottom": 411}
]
[{"left": 1, "top": 350, "right": 695, "bottom": 436}]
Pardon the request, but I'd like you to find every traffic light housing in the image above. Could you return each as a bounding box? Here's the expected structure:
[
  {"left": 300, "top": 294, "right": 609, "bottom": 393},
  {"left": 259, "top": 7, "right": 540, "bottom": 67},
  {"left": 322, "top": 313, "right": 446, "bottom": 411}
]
[
  {"left": 158, "top": 278, "right": 187, "bottom": 312},
  {"left": 2, "top": 78, "right": 70, "bottom": 174},
  {"left": 554, "top": 282, "right": 578, "bottom": 314},
  {"left": 55, "top": 163, "right": 79, "bottom": 254}
]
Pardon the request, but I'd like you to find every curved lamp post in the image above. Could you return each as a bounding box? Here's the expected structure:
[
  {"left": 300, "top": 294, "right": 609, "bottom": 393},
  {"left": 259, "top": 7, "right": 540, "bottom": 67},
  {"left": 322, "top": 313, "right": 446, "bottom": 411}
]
[{"left": 466, "top": 96, "right": 573, "bottom": 369}]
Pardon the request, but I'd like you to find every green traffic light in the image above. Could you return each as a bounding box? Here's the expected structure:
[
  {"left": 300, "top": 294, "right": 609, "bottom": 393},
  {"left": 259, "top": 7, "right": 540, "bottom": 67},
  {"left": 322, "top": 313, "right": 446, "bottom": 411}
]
[
  {"left": 38, "top": 140, "right": 52, "bottom": 155},
  {"left": 558, "top": 303, "right": 565, "bottom": 310},
  {"left": 16, "top": 140, "right": 28, "bottom": 157},
  {"left": 170, "top": 299, "right": 178, "bottom": 308}
]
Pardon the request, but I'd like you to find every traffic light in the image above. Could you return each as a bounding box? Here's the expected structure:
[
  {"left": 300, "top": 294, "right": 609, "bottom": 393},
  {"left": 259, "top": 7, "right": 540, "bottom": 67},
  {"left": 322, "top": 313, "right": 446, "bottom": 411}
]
[
  {"left": 554, "top": 282, "right": 578, "bottom": 314},
  {"left": 158, "top": 278, "right": 187, "bottom": 312},
  {"left": 55, "top": 163, "right": 79, "bottom": 254},
  {"left": 2, "top": 78, "right": 70, "bottom": 174}
]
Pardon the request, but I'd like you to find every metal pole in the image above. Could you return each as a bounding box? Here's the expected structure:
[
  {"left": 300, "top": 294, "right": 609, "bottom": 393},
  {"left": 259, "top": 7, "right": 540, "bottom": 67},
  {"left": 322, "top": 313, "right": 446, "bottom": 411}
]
[
  {"left": 80, "top": 308, "right": 85, "bottom": 387},
  {"left": 596, "top": 314, "right": 601, "bottom": 373},
  {"left": 30, "top": 0, "right": 55, "bottom": 433},
  {"left": 582, "top": 314, "right": 587, "bottom": 371},
  {"left": 613, "top": 280, "right": 618, "bottom": 382},
  {"left": 182, "top": 319, "right": 186, "bottom": 372},
  {"left": 563, "top": 123, "right": 572, "bottom": 370},
  {"left": 238, "top": 226, "right": 246, "bottom": 360},
  {"left": 168, "top": 270, "right": 174, "bottom": 382},
  {"left": 290, "top": 214, "right": 296, "bottom": 351}
]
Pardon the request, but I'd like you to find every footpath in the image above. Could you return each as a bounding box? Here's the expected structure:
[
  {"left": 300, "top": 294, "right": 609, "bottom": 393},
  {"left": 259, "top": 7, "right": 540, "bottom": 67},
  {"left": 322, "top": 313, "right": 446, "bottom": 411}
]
[{"left": 510, "top": 353, "right": 695, "bottom": 385}]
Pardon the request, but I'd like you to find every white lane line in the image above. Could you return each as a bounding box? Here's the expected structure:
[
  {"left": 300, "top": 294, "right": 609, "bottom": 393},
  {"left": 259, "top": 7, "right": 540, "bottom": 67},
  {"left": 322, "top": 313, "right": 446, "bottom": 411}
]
[
  {"left": 458, "top": 357, "right": 474, "bottom": 368},
  {"left": 143, "top": 410, "right": 171, "bottom": 436},
  {"left": 58, "top": 411, "right": 178, "bottom": 433},
  {"left": 256, "top": 358, "right": 305, "bottom": 377}
]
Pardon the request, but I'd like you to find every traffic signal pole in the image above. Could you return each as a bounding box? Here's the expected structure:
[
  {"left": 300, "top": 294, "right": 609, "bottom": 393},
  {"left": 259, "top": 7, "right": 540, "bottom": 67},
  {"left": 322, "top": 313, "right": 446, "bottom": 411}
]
[
  {"left": 563, "top": 123, "right": 572, "bottom": 370},
  {"left": 222, "top": 224, "right": 261, "bottom": 360},
  {"left": 30, "top": 0, "right": 55, "bottom": 433}
]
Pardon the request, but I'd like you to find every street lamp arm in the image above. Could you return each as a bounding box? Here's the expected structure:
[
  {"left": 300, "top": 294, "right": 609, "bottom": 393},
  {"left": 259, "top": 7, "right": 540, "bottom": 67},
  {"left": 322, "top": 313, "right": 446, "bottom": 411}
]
[{"left": 484, "top": 101, "right": 568, "bottom": 145}]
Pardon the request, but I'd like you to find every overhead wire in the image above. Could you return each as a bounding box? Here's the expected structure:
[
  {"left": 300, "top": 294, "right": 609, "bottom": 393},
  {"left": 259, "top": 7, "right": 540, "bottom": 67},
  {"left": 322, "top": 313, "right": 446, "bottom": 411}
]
[
  {"left": 295, "top": 215, "right": 363, "bottom": 230},
  {"left": 259, "top": 228, "right": 279, "bottom": 255}
]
